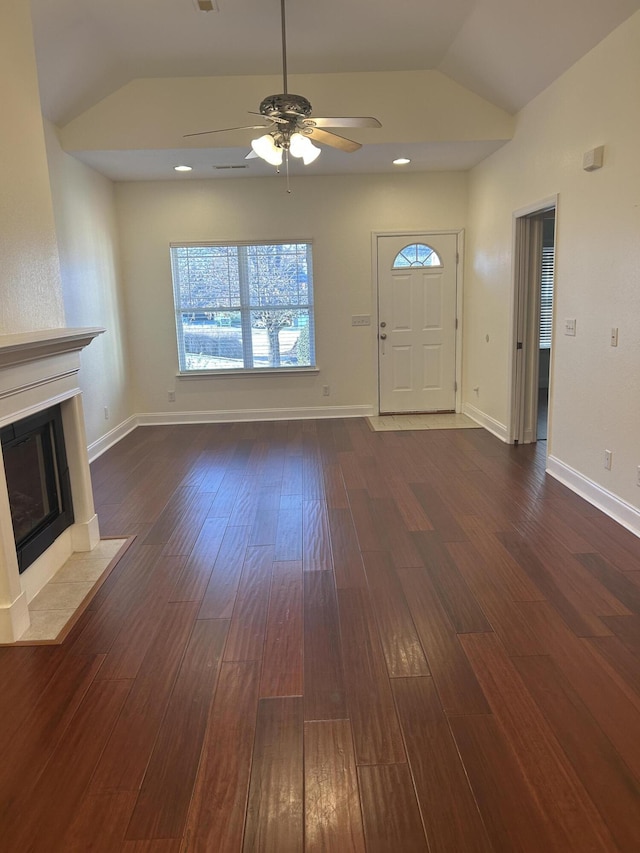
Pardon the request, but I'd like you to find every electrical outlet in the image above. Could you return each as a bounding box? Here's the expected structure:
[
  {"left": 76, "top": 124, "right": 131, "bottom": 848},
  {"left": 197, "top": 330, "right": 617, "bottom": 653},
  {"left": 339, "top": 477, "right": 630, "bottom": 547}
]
[
  {"left": 103, "top": 406, "right": 109, "bottom": 420},
  {"left": 322, "top": 385, "right": 330, "bottom": 396},
  {"left": 604, "top": 449, "right": 612, "bottom": 470},
  {"left": 564, "top": 318, "right": 576, "bottom": 336},
  {"left": 168, "top": 390, "right": 176, "bottom": 403}
]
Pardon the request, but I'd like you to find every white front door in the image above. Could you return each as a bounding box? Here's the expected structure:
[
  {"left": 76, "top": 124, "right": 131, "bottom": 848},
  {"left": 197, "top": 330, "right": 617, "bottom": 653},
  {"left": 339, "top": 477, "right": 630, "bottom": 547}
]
[{"left": 377, "top": 233, "right": 458, "bottom": 414}]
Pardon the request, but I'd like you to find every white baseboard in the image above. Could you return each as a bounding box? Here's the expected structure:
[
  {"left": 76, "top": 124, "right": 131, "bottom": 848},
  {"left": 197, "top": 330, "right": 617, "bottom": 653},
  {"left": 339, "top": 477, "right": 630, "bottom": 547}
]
[
  {"left": 136, "top": 404, "right": 374, "bottom": 426},
  {"left": 86, "top": 406, "right": 372, "bottom": 460},
  {"left": 88, "top": 415, "right": 138, "bottom": 462},
  {"left": 462, "top": 402, "right": 509, "bottom": 442},
  {"left": 547, "top": 455, "right": 640, "bottom": 539}
]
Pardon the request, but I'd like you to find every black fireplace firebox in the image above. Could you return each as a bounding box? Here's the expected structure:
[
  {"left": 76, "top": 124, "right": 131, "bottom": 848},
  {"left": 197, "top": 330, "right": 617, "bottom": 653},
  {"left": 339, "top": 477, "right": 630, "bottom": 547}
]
[{"left": 1, "top": 405, "right": 74, "bottom": 574}]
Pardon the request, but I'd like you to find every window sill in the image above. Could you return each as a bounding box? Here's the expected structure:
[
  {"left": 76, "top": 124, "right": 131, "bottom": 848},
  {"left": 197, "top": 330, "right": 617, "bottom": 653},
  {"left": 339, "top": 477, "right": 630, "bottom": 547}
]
[{"left": 176, "top": 367, "right": 320, "bottom": 379}]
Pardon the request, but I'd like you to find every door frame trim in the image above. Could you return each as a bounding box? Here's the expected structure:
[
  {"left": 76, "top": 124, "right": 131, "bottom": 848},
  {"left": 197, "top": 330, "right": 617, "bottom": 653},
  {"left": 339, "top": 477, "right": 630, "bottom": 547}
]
[
  {"left": 371, "top": 229, "right": 465, "bottom": 416},
  {"left": 508, "top": 195, "right": 558, "bottom": 446}
]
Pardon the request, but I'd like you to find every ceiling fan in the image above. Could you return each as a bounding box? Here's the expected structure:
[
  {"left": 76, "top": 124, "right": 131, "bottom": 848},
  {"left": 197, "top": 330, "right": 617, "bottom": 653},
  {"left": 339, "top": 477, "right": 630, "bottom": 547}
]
[{"left": 184, "top": 0, "right": 381, "bottom": 167}]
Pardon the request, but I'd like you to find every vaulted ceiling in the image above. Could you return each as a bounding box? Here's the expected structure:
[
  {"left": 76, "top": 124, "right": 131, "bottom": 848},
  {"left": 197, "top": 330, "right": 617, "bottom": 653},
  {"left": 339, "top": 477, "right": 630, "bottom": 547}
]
[{"left": 30, "top": 0, "right": 640, "bottom": 180}]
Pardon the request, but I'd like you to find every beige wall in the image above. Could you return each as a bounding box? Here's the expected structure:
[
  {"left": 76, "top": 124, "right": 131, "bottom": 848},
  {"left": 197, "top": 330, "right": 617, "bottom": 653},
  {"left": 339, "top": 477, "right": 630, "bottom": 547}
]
[
  {"left": 0, "top": 2, "right": 64, "bottom": 332},
  {"left": 44, "top": 123, "right": 133, "bottom": 447},
  {"left": 115, "top": 171, "right": 467, "bottom": 417},
  {"left": 465, "top": 11, "right": 640, "bottom": 508},
  {"left": 60, "top": 70, "right": 514, "bottom": 153},
  {"left": 0, "top": 4, "right": 129, "bottom": 453}
]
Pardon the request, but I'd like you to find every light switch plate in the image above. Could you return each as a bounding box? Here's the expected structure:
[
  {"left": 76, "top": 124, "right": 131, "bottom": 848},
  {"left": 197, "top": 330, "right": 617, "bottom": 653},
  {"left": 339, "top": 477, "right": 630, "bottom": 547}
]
[
  {"left": 352, "top": 315, "right": 371, "bottom": 326},
  {"left": 564, "top": 318, "right": 576, "bottom": 336}
]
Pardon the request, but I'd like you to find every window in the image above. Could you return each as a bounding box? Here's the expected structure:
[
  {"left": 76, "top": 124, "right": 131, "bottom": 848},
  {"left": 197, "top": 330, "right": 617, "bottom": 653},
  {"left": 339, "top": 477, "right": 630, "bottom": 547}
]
[
  {"left": 392, "top": 243, "right": 442, "bottom": 268},
  {"left": 170, "top": 241, "right": 315, "bottom": 372},
  {"left": 539, "top": 244, "right": 554, "bottom": 349}
]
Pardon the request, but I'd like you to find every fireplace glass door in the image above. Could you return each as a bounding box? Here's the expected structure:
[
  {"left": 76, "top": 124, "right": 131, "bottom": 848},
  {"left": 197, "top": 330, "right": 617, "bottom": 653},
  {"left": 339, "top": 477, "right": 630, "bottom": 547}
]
[{"left": 1, "top": 405, "right": 74, "bottom": 573}]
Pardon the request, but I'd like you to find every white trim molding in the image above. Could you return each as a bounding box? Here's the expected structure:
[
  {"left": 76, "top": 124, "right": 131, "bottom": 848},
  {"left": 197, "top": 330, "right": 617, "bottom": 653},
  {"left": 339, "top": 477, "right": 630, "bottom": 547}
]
[
  {"left": 0, "top": 328, "right": 104, "bottom": 642},
  {"left": 88, "top": 415, "right": 138, "bottom": 462},
  {"left": 88, "top": 405, "right": 375, "bottom": 457},
  {"left": 0, "top": 327, "right": 104, "bottom": 370},
  {"left": 137, "top": 404, "right": 374, "bottom": 427},
  {"left": 547, "top": 455, "right": 640, "bottom": 538},
  {"left": 462, "top": 402, "right": 509, "bottom": 442}
]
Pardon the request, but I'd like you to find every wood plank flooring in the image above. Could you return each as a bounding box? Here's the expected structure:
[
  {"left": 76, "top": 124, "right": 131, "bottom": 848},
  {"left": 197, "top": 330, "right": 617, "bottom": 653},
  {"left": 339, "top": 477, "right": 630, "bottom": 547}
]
[{"left": 2, "top": 419, "right": 640, "bottom": 851}]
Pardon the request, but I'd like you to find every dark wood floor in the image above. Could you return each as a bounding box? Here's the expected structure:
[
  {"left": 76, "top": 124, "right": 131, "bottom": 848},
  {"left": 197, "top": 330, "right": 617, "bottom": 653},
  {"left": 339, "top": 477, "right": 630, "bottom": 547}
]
[{"left": 2, "top": 419, "right": 640, "bottom": 851}]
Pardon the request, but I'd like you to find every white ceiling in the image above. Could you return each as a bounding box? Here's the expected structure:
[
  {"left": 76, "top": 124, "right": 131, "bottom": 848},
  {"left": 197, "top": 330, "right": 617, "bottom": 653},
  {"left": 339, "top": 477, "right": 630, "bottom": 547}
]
[{"left": 29, "top": 0, "right": 640, "bottom": 180}]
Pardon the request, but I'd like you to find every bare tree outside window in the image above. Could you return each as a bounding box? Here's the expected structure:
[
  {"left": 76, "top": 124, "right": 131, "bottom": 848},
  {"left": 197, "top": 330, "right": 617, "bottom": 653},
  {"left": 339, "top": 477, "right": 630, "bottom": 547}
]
[{"left": 170, "top": 241, "right": 315, "bottom": 372}]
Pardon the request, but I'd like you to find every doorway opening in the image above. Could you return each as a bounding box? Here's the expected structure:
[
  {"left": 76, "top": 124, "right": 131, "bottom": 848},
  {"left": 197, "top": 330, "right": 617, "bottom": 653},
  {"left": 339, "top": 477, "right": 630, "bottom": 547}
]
[
  {"left": 537, "top": 212, "right": 555, "bottom": 440},
  {"left": 511, "top": 198, "right": 557, "bottom": 446}
]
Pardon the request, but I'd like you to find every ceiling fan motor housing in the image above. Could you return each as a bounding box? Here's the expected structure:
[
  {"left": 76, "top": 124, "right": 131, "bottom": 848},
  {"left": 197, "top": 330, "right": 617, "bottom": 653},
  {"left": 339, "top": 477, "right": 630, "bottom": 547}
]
[{"left": 259, "top": 93, "right": 313, "bottom": 118}]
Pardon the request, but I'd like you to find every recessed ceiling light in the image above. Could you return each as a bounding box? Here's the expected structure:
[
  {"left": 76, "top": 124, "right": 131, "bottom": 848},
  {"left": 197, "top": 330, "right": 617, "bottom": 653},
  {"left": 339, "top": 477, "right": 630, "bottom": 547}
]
[
  {"left": 393, "top": 158, "right": 411, "bottom": 166},
  {"left": 174, "top": 165, "right": 193, "bottom": 172}
]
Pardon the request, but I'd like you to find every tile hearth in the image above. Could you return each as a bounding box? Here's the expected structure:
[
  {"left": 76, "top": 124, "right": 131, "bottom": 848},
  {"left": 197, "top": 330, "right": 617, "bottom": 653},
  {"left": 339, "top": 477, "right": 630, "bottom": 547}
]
[{"left": 17, "top": 538, "right": 128, "bottom": 642}]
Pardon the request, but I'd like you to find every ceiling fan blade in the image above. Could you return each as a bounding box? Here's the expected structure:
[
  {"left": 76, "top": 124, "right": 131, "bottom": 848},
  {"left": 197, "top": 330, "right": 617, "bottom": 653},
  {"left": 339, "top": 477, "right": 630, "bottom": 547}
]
[
  {"left": 183, "top": 124, "right": 270, "bottom": 138},
  {"left": 304, "top": 127, "right": 362, "bottom": 153},
  {"left": 245, "top": 150, "right": 259, "bottom": 159},
  {"left": 303, "top": 117, "right": 382, "bottom": 129}
]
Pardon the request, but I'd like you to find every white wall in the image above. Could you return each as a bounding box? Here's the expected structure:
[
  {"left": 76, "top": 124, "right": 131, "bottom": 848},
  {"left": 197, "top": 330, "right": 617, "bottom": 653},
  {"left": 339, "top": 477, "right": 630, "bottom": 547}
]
[
  {"left": 0, "top": 2, "right": 64, "bottom": 333},
  {"left": 44, "top": 123, "right": 133, "bottom": 447},
  {"left": 60, "top": 71, "right": 514, "bottom": 153},
  {"left": 465, "top": 11, "right": 640, "bottom": 510},
  {"left": 115, "top": 171, "right": 467, "bottom": 418}
]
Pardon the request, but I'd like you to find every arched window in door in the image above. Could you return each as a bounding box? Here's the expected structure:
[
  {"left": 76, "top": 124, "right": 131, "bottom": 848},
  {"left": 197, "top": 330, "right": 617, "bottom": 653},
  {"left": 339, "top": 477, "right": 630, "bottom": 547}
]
[{"left": 392, "top": 243, "right": 442, "bottom": 269}]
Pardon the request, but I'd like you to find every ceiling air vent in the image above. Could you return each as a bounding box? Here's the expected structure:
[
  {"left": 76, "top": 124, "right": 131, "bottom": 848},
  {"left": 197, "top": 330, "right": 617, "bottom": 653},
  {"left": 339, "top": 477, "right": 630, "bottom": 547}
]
[
  {"left": 192, "top": 0, "right": 218, "bottom": 12},
  {"left": 214, "top": 165, "right": 248, "bottom": 170}
]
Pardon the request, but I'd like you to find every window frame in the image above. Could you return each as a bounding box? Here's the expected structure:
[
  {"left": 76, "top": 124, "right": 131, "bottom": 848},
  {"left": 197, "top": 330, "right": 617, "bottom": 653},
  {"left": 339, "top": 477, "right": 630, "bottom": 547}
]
[
  {"left": 392, "top": 242, "right": 442, "bottom": 269},
  {"left": 170, "top": 239, "right": 316, "bottom": 375}
]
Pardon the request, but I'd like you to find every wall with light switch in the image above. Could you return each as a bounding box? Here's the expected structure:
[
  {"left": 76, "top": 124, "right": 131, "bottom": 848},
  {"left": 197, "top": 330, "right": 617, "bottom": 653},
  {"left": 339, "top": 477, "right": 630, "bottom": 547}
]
[
  {"left": 114, "top": 171, "right": 467, "bottom": 419},
  {"left": 464, "top": 10, "right": 640, "bottom": 519}
]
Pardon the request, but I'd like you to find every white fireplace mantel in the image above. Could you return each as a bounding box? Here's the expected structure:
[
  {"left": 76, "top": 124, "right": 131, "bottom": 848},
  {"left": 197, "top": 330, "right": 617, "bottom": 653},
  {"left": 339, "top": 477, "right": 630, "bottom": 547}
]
[
  {"left": 0, "top": 327, "right": 104, "bottom": 642},
  {"left": 0, "top": 327, "right": 105, "bottom": 370}
]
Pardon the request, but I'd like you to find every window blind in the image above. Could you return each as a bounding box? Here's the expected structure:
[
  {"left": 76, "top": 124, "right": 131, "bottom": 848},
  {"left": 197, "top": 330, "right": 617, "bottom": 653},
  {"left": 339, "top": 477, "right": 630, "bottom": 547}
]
[{"left": 540, "top": 245, "right": 554, "bottom": 349}]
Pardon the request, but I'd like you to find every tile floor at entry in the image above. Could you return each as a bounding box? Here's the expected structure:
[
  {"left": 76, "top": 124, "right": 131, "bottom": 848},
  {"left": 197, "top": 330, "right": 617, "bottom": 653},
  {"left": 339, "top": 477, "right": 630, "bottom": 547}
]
[{"left": 367, "top": 412, "right": 481, "bottom": 431}]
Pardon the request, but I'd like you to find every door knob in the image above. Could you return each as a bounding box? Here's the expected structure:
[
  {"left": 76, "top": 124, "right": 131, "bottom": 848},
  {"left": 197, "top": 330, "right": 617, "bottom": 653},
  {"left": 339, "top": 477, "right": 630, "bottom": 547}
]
[{"left": 380, "top": 333, "right": 387, "bottom": 340}]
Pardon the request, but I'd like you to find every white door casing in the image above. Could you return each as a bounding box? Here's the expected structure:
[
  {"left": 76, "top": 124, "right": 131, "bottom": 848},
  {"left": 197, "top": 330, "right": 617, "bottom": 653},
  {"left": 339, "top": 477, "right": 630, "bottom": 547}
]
[
  {"left": 377, "top": 233, "right": 458, "bottom": 414},
  {"left": 509, "top": 196, "right": 557, "bottom": 446}
]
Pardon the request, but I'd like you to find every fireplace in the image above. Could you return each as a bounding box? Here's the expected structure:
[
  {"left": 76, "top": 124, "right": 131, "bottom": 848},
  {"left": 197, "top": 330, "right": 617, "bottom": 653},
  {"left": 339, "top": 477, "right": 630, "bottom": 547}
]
[
  {"left": 0, "top": 327, "right": 104, "bottom": 642},
  {"left": 2, "top": 405, "right": 74, "bottom": 574}
]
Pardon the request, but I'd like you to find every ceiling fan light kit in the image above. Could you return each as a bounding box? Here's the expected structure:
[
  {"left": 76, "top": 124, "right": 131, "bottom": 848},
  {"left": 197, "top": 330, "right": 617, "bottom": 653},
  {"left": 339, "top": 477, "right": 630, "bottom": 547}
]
[
  {"left": 184, "top": 0, "right": 381, "bottom": 174},
  {"left": 251, "top": 134, "right": 283, "bottom": 166},
  {"left": 288, "top": 132, "right": 321, "bottom": 164}
]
